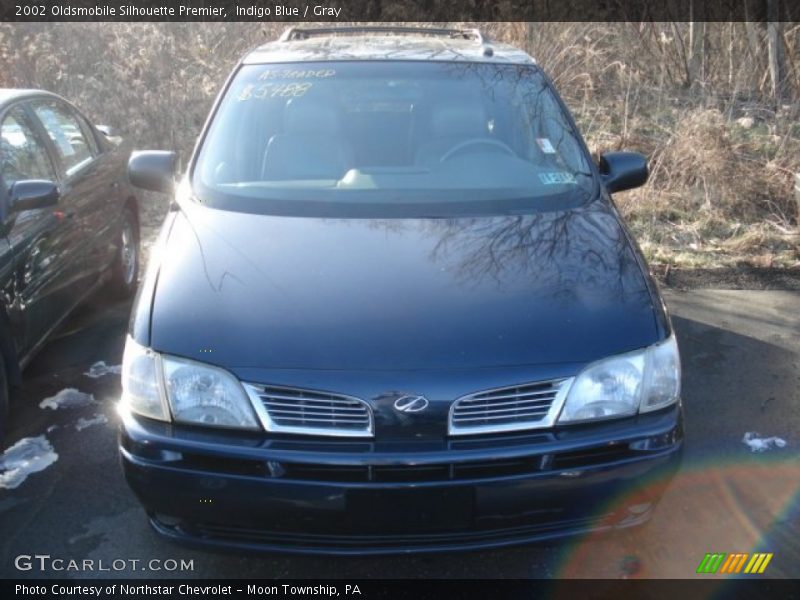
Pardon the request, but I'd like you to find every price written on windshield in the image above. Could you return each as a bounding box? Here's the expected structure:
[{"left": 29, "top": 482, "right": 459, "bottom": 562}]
[{"left": 237, "top": 82, "right": 314, "bottom": 102}]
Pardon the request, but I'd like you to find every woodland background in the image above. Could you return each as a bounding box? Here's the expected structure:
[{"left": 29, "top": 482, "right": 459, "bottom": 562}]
[{"left": 1, "top": 21, "right": 798, "bottom": 270}]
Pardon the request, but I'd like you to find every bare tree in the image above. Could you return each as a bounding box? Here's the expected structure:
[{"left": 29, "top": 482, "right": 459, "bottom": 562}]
[
  {"left": 688, "top": 19, "right": 705, "bottom": 89},
  {"left": 766, "top": 0, "right": 789, "bottom": 100}
]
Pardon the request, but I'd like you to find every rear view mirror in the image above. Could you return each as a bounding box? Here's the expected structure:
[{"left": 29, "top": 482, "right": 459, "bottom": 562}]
[
  {"left": 128, "top": 151, "right": 178, "bottom": 194},
  {"left": 599, "top": 151, "right": 649, "bottom": 194},
  {"left": 9, "top": 180, "right": 60, "bottom": 214}
]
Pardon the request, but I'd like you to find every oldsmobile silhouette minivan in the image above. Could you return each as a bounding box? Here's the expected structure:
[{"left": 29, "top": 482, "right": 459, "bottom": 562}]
[{"left": 121, "top": 26, "right": 683, "bottom": 554}]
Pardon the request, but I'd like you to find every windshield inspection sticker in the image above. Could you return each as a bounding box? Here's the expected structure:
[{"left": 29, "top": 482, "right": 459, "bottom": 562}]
[
  {"left": 539, "top": 172, "right": 577, "bottom": 185},
  {"left": 536, "top": 138, "right": 557, "bottom": 154}
]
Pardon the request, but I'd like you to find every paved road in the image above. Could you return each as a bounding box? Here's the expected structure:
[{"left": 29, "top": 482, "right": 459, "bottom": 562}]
[{"left": 1, "top": 289, "right": 798, "bottom": 579}]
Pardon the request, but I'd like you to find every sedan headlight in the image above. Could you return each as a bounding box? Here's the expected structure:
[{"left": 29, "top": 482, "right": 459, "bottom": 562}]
[
  {"left": 121, "top": 336, "right": 260, "bottom": 430},
  {"left": 558, "top": 334, "right": 680, "bottom": 423}
]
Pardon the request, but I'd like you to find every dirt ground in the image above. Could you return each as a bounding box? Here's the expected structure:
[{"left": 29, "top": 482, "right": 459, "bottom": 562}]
[{"left": 652, "top": 265, "right": 800, "bottom": 291}]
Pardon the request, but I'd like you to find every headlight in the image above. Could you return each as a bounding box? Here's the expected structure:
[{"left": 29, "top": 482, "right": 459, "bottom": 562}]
[
  {"left": 120, "top": 336, "right": 260, "bottom": 430},
  {"left": 558, "top": 334, "right": 680, "bottom": 423},
  {"left": 121, "top": 336, "right": 168, "bottom": 421},
  {"left": 162, "top": 355, "right": 259, "bottom": 430}
]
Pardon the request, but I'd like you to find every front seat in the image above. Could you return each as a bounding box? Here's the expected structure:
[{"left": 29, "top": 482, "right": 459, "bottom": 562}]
[
  {"left": 261, "top": 98, "right": 353, "bottom": 180},
  {"left": 414, "top": 100, "right": 489, "bottom": 166}
]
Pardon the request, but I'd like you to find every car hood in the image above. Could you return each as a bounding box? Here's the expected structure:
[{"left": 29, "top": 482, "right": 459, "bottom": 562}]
[{"left": 149, "top": 200, "right": 659, "bottom": 371}]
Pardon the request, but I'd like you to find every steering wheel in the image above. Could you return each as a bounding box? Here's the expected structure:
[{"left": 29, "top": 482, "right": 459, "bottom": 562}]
[{"left": 440, "top": 138, "right": 516, "bottom": 163}]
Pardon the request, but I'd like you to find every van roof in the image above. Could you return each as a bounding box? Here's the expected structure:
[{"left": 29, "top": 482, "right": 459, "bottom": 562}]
[{"left": 244, "top": 27, "right": 535, "bottom": 66}]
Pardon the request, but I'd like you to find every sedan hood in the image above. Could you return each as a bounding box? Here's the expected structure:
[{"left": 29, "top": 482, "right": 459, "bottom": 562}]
[{"left": 149, "top": 200, "right": 658, "bottom": 371}]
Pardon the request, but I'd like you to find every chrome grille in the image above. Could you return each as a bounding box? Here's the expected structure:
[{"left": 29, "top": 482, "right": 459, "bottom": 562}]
[
  {"left": 244, "top": 384, "right": 373, "bottom": 438},
  {"left": 449, "top": 378, "right": 571, "bottom": 436}
]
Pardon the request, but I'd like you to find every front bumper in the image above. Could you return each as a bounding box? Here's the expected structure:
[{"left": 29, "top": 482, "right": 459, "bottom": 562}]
[{"left": 119, "top": 404, "right": 683, "bottom": 555}]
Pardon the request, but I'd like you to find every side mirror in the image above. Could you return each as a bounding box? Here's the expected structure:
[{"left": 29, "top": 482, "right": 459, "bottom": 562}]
[
  {"left": 9, "top": 180, "right": 60, "bottom": 214},
  {"left": 96, "top": 125, "right": 123, "bottom": 146},
  {"left": 128, "top": 151, "right": 178, "bottom": 194},
  {"left": 599, "top": 151, "right": 649, "bottom": 194},
  {"left": 96, "top": 125, "right": 121, "bottom": 138}
]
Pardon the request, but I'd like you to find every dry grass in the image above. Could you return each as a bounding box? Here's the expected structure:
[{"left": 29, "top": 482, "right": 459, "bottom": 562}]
[
  {"left": 1, "top": 22, "right": 798, "bottom": 270},
  {"left": 608, "top": 105, "right": 800, "bottom": 269}
]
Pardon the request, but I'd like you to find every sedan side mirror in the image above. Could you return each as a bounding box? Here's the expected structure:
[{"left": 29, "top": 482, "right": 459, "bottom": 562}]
[
  {"left": 96, "top": 125, "right": 121, "bottom": 138},
  {"left": 599, "top": 151, "right": 649, "bottom": 194},
  {"left": 96, "top": 125, "right": 123, "bottom": 145},
  {"left": 128, "top": 151, "right": 178, "bottom": 194},
  {"left": 9, "top": 180, "right": 60, "bottom": 214}
]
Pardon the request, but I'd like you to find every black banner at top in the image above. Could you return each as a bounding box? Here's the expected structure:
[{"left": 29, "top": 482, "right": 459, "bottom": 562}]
[{"left": 1, "top": 0, "right": 799, "bottom": 22}]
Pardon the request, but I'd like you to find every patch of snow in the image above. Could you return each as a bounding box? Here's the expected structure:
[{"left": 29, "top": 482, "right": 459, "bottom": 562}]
[
  {"left": 75, "top": 414, "right": 109, "bottom": 431},
  {"left": 0, "top": 436, "right": 59, "bottom": 489},
  {"left": 46, "top": 425, "right": 58, "bottom": 433},
  {"left": 39, "top": 388, "right": 95, "bottom": 410},
  {"left": 742, "top": 432, "right": 787, "bottom": 453},
  {"left": 83, "top": 361, "right": 122, "bottom": 379}
]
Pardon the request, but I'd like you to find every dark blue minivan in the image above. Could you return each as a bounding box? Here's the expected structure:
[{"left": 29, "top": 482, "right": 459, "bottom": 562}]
[{"left": 121, "top": 26, "right": 683, "bottom": 554}]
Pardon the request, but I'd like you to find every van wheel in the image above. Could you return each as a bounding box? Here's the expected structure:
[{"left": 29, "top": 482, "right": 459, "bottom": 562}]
[
  {"left": 0, "top": 359, "right": 8, "bottom": 447},
  {"left": 108, "top": 207, "right": 140, "bottom": 299}
]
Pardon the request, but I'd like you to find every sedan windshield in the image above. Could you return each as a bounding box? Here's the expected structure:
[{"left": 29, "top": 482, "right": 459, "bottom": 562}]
[{"left": 193, "top": 61, "right": 595, "bottom": 217}]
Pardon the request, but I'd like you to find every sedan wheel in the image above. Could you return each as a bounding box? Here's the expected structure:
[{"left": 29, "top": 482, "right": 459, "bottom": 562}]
[{"left": 109, "top": 207, "right": 140, "bottom": 299}]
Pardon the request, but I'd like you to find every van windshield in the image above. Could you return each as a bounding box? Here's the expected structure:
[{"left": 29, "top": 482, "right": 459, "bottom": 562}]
[{"left": 192, "top": 61, "right": 595, "bottom": 217}]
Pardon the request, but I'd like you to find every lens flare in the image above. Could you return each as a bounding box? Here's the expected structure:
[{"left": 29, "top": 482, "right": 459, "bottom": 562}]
[{"left": 551, "top": 454, "right": 799, "bottom": 580}]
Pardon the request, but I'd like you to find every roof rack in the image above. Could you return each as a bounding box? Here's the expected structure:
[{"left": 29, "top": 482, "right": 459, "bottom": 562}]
[{"left": 279, "top": 26, "right": 487, "bottom": 44}]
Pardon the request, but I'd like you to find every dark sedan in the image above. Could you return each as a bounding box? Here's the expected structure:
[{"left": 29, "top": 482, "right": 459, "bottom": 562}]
[
  {"left": 0, "top": 89, "right": 139, "bottom": 442},
  {"left": 120, "top": 27, "right": 683, "bottom": 554}
]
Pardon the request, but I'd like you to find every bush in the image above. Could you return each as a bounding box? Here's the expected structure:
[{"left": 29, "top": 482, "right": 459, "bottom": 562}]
[{"left": 1, "top": 22, "right": 797, "bottom": 268}]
